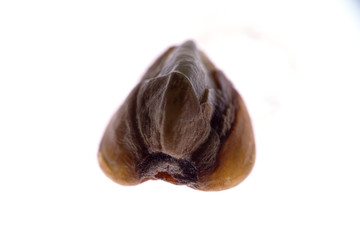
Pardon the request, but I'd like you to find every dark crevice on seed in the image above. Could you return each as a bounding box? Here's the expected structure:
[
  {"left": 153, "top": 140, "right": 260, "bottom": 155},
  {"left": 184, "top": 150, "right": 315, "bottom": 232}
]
[{"left": 138, "top": 152, "right": 198, "bottom": 184}]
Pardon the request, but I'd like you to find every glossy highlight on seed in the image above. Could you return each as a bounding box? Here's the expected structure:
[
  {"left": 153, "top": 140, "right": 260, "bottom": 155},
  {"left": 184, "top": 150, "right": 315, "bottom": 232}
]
[{"left": 98, "top": 40, "right": 255, "bottom": 191}]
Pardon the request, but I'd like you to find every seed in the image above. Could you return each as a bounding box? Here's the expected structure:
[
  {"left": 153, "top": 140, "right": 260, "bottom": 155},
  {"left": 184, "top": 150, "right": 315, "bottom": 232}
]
[{"left": 98, "top": 40, "right": 255, "bottom": 191}]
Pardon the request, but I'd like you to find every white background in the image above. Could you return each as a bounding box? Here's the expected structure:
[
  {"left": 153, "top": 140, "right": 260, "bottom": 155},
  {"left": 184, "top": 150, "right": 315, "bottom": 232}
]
[{"left": 1, "top": 0, "right": 360, "bottom": 239}]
